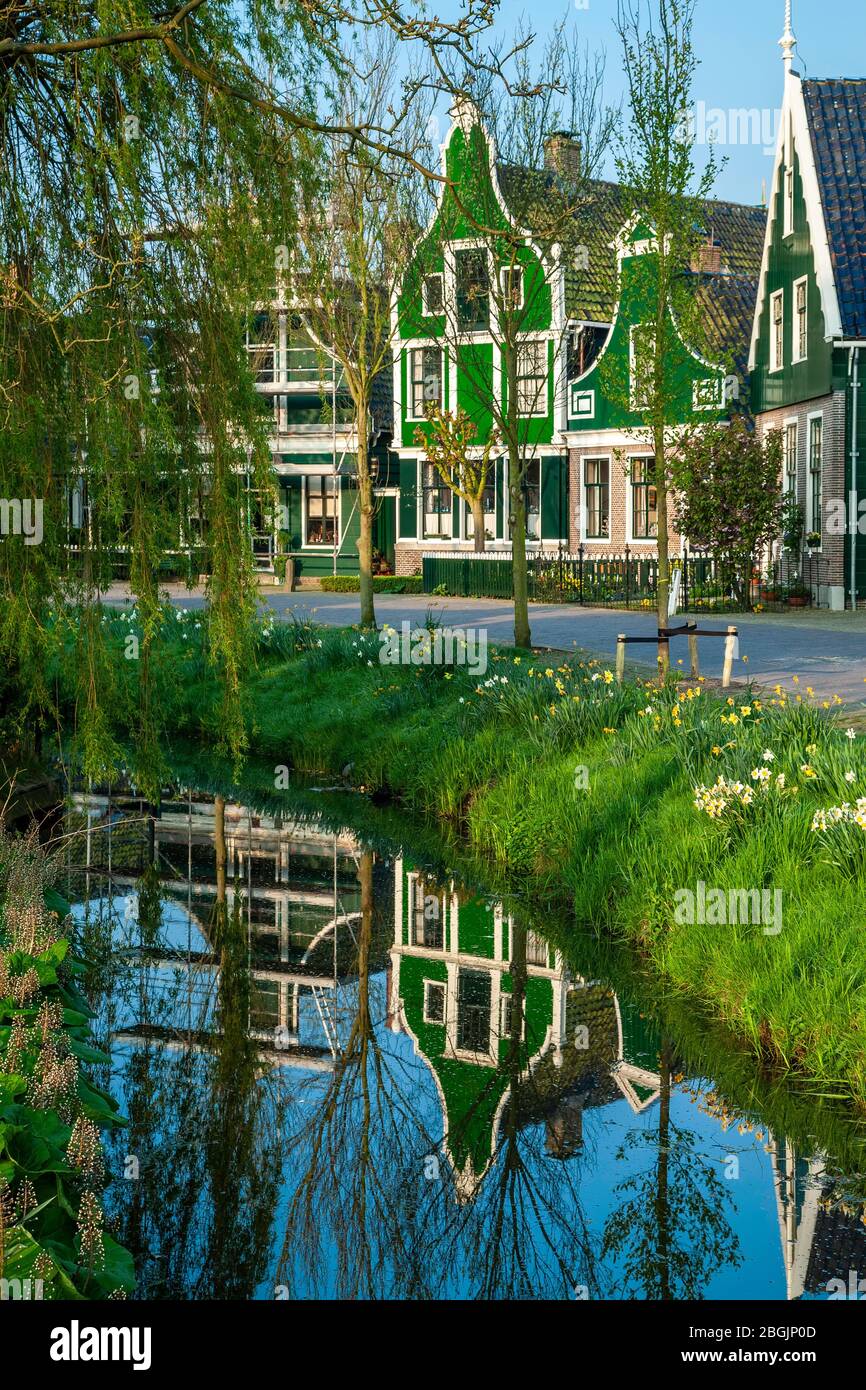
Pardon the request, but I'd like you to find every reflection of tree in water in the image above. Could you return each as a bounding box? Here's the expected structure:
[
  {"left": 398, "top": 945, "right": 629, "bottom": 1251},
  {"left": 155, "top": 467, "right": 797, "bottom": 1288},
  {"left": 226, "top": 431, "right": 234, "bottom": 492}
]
[
  {"left": 92, "top": 798, "right": 285, "bottom": 1299},
  {"left": 601, "top": 1041, "right": 742, "bottom": 1299},
  {"left": 279, "top": 886, "right": 599, "bottom": 1299},
  {"left": 441, "top": 922, "right": 599, "bottom": 1300},
  {"left": 276, "top": 851, "right": 447, "bottom": 1299}
]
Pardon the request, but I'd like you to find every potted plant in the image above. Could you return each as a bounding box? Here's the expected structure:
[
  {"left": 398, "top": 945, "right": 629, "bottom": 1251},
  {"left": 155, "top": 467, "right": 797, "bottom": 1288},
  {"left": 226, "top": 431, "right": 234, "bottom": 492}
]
[
  {"left": 805, "top": 530, "right": 821, "bottom": 554},
  {"left": 787, "top": 581, "right": 811, "bottom": 607}
]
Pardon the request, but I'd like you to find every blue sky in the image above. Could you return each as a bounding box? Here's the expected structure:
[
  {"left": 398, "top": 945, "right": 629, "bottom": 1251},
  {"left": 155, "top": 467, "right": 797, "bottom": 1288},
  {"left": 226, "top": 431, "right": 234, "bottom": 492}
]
[{"left": 431, "top": 0, "right": 866, "bottom": 204}]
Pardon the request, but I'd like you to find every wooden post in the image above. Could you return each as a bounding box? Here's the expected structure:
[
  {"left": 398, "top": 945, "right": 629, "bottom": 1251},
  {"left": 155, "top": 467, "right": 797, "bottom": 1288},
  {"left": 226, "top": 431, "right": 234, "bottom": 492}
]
[
  {"left": 616, "top": 634, "right": 626, "bottom": 684},
  {"left": 688, "top": 630, "right": 699, "bottom": 679},
  {"left": 722, "top": 625, "right": 737, "bottom": 689}
]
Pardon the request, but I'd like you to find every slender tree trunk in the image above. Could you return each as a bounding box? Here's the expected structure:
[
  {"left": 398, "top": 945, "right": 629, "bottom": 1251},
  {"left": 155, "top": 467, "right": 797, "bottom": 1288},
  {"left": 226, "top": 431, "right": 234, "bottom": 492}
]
[
  {"left": 471, "top": 495, "right": 486, "bottom": 553},
  {"left": 356, "top": 417, "right": 377, "bottom": 630},
  {"left": 654, "top": 423, "right": 670, "bottom": 679},
  {"left": 510, "top": 470, "right": 531, "bottom": 650},
  {"left": 655, "top": 1038, "right": 673, "bottom": 1300},
  {"left": 214, "top": 794, "right": 227, "bottom": 907}
]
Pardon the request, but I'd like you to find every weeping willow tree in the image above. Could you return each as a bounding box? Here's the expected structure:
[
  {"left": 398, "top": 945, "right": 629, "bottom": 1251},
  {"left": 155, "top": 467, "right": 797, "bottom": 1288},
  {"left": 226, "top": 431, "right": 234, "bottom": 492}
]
[{"left": 0, "top": 1, "right": 497, "bottom": 792}]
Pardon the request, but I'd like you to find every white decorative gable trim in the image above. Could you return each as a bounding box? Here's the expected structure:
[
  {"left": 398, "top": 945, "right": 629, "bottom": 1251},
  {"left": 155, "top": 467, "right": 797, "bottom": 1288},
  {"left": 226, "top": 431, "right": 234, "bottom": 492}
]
[{"left": 748, "top": 71, "right": 843, "bottom": 371}]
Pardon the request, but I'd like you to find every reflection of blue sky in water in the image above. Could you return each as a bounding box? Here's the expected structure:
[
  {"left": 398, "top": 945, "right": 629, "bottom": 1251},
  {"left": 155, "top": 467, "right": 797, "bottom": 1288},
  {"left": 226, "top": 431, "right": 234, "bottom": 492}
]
[{"left": 62, "top": 801, "right": 855, "bottom": 1301}]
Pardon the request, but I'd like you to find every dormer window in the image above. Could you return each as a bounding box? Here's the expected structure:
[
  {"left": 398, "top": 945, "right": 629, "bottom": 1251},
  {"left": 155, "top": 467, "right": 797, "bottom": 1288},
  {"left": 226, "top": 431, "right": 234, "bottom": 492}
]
[
  {"left": 793, "top": 277, "right": 808, "bottom": 362},
  {"left": 770, "top": 290, "right": 784, "bottom": 372},
  {"left": 422, "top": 273, "right": 443, "bottom": 316}
]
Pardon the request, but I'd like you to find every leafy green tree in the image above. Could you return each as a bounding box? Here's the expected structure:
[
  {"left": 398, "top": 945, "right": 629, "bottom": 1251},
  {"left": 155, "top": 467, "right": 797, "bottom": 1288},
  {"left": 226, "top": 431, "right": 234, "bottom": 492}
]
[
  {"left": 671, "top": 419, "right": 783, "bottom": 601},
  {"left": 610, "top": 0, "right": 721, "bottom": 673},
  {"left": 414, "top": 406, "right": 499, "bottom": 553}
]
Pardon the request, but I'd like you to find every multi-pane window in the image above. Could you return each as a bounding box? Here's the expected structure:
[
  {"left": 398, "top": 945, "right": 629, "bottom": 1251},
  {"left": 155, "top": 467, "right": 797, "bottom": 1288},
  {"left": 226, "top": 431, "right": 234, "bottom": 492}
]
[
  {"left": 422, "top": 273, "right": 444, "bottom": 315},
  {"left": 412, "top": 879, "right": 444, "bottom": 948},
  {"left": 423, "top": 980, "right": 446, "bottom": 1024},
  {"left": 245, "top": 313, "right": 276, "bottom": 383},
  {"left": 631, "top": 457, "right": 658, "bottom": 539},
  {"left": 456, "top": 970, "right": 491, "bottom": 1053},
  {"left": 584, "top": 457, "right": 610, "bottom": 539},
  {"left": 304, "top": 476, "right": 337, "bottom": 546},
  {"left": 455, "top": 248, "right": 490, "bottom": 331},
  {"left": 809, "top": 415, "right": 823, "bottom": 537},
  {"left": 771, "top": 290, "right": 784, "bottom": 371},
  {"left": 500, "top": 265, "right": 524, "bottom": 310},
  {"left": 516, "top": 339, "right": 547, "bottom": 415},
  {"left": 422, "top": 462, "right": 453, "bottom": 538},
  {"left": 794, "top": 278, "right": 808, "bottom": 361},
  {"left": 410, "top": 346, "right": 442, "bottom": 419},
  {"left": 784, "top": 422, "right": 798, "bottom": 496},
  {"left": 286, "top": 316, "right": 326, "bottom": 383}
]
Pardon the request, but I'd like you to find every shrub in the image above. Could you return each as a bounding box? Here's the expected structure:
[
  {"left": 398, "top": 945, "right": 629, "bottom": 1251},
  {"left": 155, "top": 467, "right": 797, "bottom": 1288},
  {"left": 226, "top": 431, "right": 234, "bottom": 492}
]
[{"left": 319, "top": 575, "right": 423, "bottom": 594}]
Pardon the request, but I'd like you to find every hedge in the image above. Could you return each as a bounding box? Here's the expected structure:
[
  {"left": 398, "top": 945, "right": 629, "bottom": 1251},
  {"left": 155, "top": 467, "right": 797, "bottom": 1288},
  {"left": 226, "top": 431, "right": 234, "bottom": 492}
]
[{"left": 319, "top": 575, "right": 422, "bottom": 594}]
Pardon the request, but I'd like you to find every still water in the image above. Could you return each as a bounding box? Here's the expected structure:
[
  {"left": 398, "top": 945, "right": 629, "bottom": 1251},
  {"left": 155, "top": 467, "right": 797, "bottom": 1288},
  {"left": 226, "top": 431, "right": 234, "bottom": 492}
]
[{"left": 58, "top": 781, "right": 866, "bottom": 1301}]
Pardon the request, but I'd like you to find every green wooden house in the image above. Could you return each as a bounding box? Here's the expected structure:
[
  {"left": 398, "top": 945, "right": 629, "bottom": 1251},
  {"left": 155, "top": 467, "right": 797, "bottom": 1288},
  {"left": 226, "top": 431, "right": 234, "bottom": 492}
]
[
  {"left": 564, "top": 210, "right": 764, "bottom": 555},
  {"left": 749, "top": 9, "right": 866, "bottom": 609},
  {"left": 246, "top": 309, "right": 398, "bottom": 581},
  {"left": 390, "top": 102, "right": 574, "bottom": 576},
  {"left": 388, "top": 855, "right": 660, "bottom": 1200}
]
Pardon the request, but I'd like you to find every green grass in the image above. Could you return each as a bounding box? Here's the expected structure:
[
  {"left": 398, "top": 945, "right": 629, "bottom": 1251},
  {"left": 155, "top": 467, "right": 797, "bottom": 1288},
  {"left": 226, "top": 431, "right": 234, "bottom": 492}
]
[{"left": 57, "top": 607, "right": 866, "bottom": 1111}]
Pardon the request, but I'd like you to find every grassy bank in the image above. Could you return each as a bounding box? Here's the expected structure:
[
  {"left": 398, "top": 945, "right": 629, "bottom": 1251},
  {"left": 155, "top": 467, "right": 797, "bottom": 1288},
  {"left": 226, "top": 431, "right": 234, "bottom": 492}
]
[
  {"left": 59, "top": 607, "right": 866, "bottom": 1110},
  {"left": 0, "top": 825, "right": 134, "bottom": 1299}
]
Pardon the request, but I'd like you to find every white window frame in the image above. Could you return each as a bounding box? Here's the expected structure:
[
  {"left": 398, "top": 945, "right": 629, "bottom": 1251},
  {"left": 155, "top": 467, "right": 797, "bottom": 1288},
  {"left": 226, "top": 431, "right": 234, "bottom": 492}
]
[
  {"left": 408, "top": 873, "right": 447, "bottom": 949},
  {"left": 499, "top": 264, "right": 525, "bottom": 311},
  {"left": 626, "top": 453, "right": 658, "bottom": 544},
  {"left": 448, "top": 239, "right": 494, "bottom": 336},
  {"left": 406, "top": 344, "right": 443, "bottom": 423},
  {"left": 806, "top": 410, "right": 824, "bottom": 544},
  {"left": 301, "top": 475, "right": 340, "bottom": 550},
  {"left": 499, "top": 992, "right": 526, "bottom": 1042},
  {"left": 420, "top": 458, "right": 454, "bottom": 541},
  {"left": 792, "top": 276, "right": 808, "bottom": 364},
  {"left": 770, "top": 290, "right": 785, "bottom": 373},
  {"left": 422, "top": 273, "right": 444, "bottom": 317},
  {"left": 582, "top": 454, "right": 611, "bottom": 542},
  {"left": 423, "top": 979, "right": 447, "bottom": 1026},
  {"left": 782, "top": 417, "right": 799, "bottom": 499},
  {"left": 515, "top": 338, "right": 548, "bottom": 418}
]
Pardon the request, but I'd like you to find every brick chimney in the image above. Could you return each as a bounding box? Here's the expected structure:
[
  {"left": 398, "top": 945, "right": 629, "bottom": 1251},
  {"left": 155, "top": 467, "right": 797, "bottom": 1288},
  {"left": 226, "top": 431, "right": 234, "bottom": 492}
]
[
  {"left": 691, "top": 236, "right": 722, "bottom": 274},
  {"left": 543, "top": 131, "right": 581, "bottom": 184}
]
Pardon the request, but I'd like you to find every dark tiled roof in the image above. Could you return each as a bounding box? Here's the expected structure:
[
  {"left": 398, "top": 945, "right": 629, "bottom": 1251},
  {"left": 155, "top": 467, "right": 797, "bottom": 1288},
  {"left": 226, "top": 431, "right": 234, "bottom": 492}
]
[
  {"left": 497, "top": 161, "right": 766, "bottom": 366},
  {"left": 802, "top": 79, "right": 866, "bottom": 339},
  {"left": 692, "top": 272, "right": 761, "bottom": 385},
  {"left": 805, "top": 1201, "right": 866, "bottom": 1293}
]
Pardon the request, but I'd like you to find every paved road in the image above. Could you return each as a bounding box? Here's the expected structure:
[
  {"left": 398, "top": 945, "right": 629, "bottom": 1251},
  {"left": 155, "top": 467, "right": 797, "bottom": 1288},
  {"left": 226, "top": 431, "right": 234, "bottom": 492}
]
[{"left": 105, "top": 585, "right": 866, "bottom": 706}]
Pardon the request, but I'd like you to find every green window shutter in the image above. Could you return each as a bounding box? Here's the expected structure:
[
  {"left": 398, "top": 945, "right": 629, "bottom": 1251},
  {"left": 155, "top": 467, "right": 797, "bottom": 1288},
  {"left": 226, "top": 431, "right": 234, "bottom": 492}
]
[
  {"left": 540, "top": 457, "right": 565, "bottom": 539},
  {"left": 399, "top": 458, "right": 418, "bottom": 537}
]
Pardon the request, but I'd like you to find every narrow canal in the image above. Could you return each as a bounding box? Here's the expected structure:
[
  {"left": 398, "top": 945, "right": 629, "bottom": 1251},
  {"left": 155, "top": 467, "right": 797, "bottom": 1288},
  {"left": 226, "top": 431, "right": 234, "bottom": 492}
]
[{"left": 56, "top": 777, "right": 866, "bottom": 1301}]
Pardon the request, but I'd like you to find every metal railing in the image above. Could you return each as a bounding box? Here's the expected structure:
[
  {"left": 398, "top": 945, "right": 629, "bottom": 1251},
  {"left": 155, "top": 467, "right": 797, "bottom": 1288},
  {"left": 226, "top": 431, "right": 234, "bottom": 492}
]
[{"left": 422, "top": 546, "right": 832, "bottom": 612}]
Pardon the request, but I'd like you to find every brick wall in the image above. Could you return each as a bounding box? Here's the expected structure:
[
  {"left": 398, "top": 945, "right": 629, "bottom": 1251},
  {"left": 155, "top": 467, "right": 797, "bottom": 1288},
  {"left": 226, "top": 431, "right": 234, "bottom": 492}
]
[
  {"left": 756, "top": 390, "right": 846, "bottom": 597},
  {"left": 568, "top": 446, "right": 680, "bottom": 555},
  {"left": 395, "top": 544, "right": 424, "bottom": 577}
]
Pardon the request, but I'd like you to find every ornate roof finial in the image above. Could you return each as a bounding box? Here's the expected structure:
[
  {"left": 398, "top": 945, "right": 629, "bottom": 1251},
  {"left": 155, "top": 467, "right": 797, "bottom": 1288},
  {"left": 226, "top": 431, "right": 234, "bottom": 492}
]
[{"left": 779, "top": 0, "right": 796, "bottom": 72}]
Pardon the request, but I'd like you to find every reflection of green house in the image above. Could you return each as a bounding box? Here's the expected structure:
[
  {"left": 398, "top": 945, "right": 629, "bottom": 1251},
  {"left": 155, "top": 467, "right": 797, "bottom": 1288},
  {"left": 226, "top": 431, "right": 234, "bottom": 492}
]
[{"left": 389, "top": 857, "right": 661, "bottom": 1199}]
